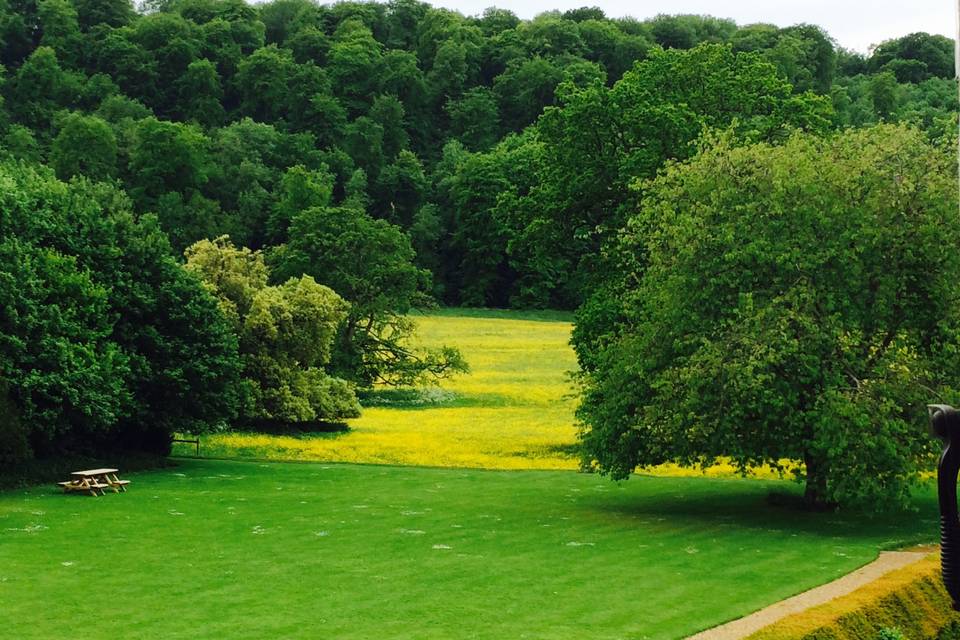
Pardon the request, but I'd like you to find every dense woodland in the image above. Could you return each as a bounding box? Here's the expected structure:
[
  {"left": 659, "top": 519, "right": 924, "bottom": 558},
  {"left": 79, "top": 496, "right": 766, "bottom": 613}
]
[
  {"left": 0, "top": 0, "right": 958, "bottom": 504},
  {"left": 0, "top": 0, "right": 955, "bottom": 307}
]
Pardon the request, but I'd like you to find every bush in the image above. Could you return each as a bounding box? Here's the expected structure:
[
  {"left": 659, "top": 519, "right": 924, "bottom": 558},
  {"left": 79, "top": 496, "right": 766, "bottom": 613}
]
[
  {"left": 185, "top": 236, "right": 361, "bottom": 424},
  {"left": 0, "top": 161, "right": 242, "bottom": 461},
  {"left": 748, "top": 555, "right": 960, "bottom": 640}
]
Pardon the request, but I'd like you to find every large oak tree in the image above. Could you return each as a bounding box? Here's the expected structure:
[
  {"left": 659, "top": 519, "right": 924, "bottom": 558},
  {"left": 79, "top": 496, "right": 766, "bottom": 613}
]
[{"left": 575, "top": 125, "right": 960, "bottom": 510}]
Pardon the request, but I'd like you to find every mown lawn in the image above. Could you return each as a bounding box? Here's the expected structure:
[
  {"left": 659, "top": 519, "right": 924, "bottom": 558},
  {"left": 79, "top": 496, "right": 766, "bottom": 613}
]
[
  {"left": 11, "top": 309, "right": 934, "bottom": 639},
  {"left": 0, "top": 458, "right": 937, "bottom": 639}
]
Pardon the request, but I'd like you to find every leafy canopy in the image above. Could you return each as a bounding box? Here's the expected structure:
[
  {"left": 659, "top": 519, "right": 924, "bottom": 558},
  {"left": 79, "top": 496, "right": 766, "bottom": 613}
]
[
  {"left": 0, "top": 161, "right": 242, "bottom": 457},
  {"left": 185, "top": 236, "right": 360, "bottom": 424},
  {"left": 273, "top": 205, "right": 467, "bottom": 388},
  {"left": 575, "top": 124, "right": 960, "bottom": 510}
]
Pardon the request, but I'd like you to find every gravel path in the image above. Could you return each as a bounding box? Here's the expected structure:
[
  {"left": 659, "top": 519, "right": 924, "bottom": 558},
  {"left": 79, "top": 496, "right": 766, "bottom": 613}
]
[{"left": 685, "top": 550, "right": 930, "bottom": 640}]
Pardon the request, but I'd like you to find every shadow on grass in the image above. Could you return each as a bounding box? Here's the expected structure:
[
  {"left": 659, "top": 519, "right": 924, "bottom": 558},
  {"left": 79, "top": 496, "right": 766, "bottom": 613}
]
[
  {"left": 234, "top": 420, "right": 352, "bottom": 438},
  {"left": 500, "top": 443, "right": 583, "bottom": 461},
  {"left": 359, "top": 388, "right": 516, "bottom": 410},
  {"left": 541, "top": 443, "right": 583, "bottom": 458},
  {"left": 584, "top": 477, "right": 939, "bottom": 542},
  {"left": 410, "top": 307, "right": 575, "bottom": 323},
  {"left": 1, "top": 451, "right": 171, "bottom": 490}
]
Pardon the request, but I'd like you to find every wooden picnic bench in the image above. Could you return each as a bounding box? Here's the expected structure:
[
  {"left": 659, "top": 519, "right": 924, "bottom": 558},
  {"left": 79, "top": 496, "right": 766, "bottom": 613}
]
[{"left": 58, "top": 468, "right": 130, "bottom": 496}]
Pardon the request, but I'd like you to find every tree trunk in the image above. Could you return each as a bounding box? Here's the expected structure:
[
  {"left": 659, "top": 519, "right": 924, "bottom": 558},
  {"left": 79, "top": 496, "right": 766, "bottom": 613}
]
[{"left": 803, "top": 451, "right": 834, "bottom": 511}]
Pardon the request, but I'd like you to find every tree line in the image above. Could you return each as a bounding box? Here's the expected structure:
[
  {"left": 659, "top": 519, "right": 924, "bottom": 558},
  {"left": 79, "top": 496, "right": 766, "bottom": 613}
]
[{"left": 1, "top": 0, "right": 954, "bottom": 309}]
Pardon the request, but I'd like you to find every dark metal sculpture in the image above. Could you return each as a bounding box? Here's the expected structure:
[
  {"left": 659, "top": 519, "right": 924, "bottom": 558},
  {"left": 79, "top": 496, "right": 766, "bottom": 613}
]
[{"left": 929, "top": 404, "right": 960, "bottom": 610}]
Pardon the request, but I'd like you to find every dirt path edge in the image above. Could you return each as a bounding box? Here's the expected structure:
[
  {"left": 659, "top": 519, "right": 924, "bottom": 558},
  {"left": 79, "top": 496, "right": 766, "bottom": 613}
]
[{"left": 685, "top": 550, "right": 930, "bottom": 640}]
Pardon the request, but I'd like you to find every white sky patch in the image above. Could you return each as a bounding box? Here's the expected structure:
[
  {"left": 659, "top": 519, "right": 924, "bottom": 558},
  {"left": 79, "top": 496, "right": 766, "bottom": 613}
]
[{"left": 423, "top": 0, "right": 954, "bottom": 53}]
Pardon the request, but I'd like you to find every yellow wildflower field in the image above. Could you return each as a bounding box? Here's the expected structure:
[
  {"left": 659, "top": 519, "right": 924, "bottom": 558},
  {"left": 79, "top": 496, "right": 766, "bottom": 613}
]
[
  {"left": 191, "top": 309, "right": 581, "bottom": 469},
  {"left": 183, "top": 309, "right": 791, "bottom": 478}
]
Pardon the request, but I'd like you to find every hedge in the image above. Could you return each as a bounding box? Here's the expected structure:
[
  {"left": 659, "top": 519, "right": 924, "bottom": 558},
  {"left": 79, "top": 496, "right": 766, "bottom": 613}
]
[{"left": 747, "top": 554, "right": 960, "bottom": 640}]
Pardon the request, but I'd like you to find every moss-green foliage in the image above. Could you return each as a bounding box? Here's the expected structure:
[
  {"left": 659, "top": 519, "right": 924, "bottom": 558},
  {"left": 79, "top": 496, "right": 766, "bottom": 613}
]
[
  {"left": 185, "top": 236, "right": 360, "bottom": 423},
  {"left": 274, "top": 205, "right": 468, "bottom": 388},
  {"left": 749, "top": 556, "right": 960, "bottom": 640},
  {"left": 0, "top": 161, "right": 242, "bottom": 459}
]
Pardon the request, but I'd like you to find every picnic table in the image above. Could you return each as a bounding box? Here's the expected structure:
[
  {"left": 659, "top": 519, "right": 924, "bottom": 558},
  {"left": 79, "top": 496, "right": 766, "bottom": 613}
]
[{"left": 58, "top": 468, "right": 130, "bottom": 496}]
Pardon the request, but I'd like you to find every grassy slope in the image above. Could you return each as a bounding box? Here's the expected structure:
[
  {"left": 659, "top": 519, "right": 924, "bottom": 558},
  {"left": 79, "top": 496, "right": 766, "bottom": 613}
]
[
  {"left": 0, "top": 458, "right": 938, "bottom": 640},
  {"left": 7, "top": 309, "right": 938, "bottom": 638},
  {"left": 189, "top": 309, "right": 583, "bottom": 469}
]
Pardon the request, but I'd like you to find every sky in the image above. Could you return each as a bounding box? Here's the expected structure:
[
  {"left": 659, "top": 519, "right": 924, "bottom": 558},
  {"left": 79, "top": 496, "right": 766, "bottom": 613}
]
[{"left": 426, "top": 0, "right": 956, "bottom": 53}]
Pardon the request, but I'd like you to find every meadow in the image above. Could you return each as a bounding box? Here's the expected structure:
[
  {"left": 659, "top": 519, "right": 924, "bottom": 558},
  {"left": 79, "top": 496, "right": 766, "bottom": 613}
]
[
  {"left": 182, "top": 309, "right": 788, "bottom": 478},
  {"left": 182, "top": 309, "right": 583, "bottom": 469},
  {"left": 0, "top": 458, "right": 937, "bottom": 640}
]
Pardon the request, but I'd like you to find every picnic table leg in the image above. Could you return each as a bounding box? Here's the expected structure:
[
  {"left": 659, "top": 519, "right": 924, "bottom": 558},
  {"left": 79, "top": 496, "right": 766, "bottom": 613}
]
[
  {"left": 96, "top": 475, "right": 110, "bottom": 494},
  {"left": 110, "top": 473, "right": 126, "bottom": 492},
  {"left": 104, "top": 474, "right": 120, "bottom": 493},
  {"left": 80, "top": 478, "right": 98, "bottom": 497}
]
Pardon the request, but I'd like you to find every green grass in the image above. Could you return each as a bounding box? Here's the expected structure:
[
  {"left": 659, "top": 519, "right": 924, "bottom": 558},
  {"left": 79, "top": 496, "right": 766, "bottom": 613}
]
[
  {"left": 9, "top": 309, "right": 940, "bottom": 637},
  {"left": 0, "top": 458, "right": 938, "bottom": 639}
]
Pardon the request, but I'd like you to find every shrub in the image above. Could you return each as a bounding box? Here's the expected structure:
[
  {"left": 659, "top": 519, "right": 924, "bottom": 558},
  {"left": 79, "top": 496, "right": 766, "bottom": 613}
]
[
  {"left": 185, "top": 236, "right": 361, "bottom": 424},
  {"left": 747, "top": 555, "right": 960, "bottom": 640}
]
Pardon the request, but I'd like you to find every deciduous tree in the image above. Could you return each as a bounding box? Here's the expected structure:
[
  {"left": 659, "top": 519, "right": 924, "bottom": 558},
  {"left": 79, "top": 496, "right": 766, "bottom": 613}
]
[
  {"left": 575, "top": 125, "right": 960, "bottom": 510},
  {"left": 51, "top": 112, "right": 117, "bottom": 181},
  {"left": 185, "top": 236, "right": 360, "bottom": 423},
  {"left": 274, "top": 205, "right": 467, "bottom": 387}
]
